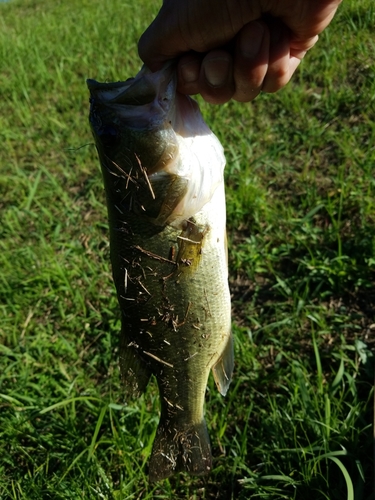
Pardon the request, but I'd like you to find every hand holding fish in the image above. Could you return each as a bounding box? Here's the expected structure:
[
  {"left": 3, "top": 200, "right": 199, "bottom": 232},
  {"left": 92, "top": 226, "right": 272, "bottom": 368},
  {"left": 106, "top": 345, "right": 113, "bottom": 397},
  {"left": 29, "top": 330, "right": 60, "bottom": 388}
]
[{"left": 138, "top": 0, "right": 342, "bottom": 104}]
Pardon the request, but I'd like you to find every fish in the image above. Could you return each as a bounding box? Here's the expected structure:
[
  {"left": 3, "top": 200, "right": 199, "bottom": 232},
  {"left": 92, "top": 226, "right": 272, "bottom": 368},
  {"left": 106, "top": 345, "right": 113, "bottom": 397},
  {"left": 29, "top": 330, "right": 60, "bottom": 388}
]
[{"left": 87, "top": 65, "right": 233, "bottom": 481}]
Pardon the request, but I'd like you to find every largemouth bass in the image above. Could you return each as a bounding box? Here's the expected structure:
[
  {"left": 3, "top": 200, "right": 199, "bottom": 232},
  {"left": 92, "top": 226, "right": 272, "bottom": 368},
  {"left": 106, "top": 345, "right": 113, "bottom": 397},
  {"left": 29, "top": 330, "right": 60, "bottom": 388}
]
[{"left": 87, "top": 65, "right": 233, "bottom": 481}]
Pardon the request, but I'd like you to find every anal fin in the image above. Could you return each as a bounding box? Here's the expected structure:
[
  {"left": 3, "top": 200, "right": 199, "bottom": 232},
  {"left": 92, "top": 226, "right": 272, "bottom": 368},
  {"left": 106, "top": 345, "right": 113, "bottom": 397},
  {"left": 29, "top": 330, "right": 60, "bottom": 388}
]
[
  {"left": 119, "top": 326, "right": 151, "bottom": 398},
  {"left": 212, "top": 333, "right": 234, "bottom": 396}
]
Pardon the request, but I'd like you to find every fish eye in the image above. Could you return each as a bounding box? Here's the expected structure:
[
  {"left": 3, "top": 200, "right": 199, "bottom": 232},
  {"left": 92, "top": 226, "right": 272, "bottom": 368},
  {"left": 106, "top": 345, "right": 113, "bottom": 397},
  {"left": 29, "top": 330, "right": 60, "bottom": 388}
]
[{"left": 98, "top": 124, "right": 119, "bottom": 148}]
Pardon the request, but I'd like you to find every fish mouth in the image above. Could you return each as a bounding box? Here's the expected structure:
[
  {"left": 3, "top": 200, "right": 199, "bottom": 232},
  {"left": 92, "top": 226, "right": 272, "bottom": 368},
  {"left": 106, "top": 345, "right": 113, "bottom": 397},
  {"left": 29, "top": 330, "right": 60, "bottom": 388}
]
[{"left": 87, "top": 64, "right": 176, "bottom": 107}]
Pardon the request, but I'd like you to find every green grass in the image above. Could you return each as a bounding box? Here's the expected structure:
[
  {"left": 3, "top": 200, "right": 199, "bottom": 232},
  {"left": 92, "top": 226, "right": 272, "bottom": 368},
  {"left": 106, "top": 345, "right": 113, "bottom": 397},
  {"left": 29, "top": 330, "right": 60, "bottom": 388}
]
[{"left": 0, "top": 0, "right": 374, "bottom": 498}]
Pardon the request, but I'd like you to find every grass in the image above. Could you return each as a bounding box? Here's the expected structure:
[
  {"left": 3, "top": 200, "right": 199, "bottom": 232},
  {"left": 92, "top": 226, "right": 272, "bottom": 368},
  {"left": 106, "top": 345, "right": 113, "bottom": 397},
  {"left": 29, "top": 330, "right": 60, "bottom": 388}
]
[{"left": 0, "top": 0, "right": 374, "bottom": 498}]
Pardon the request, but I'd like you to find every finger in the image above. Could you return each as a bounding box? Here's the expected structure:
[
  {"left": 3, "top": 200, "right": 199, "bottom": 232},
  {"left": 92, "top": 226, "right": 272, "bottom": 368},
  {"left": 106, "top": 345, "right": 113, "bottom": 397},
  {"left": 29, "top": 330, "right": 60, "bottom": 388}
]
[
  {"left": 261, "top": 20, "right": 291, "bottom": 93},
  {"left": 197, "top": 50, "right": 235, "bottom": 104},
  {"left": 287, "top": 48, "right": 310, "bottom": 85},
  {"left": 290, "top": 35, "right": 319, "bottom": 54},
  {"left": 232, "top": 21, "right": 270, "bottom": 102},
  {"left": 176, "top": 53, "right": 202, "bottom": 96},
  {"left": 283, "top": 0, "right": 342, "bottom": 41}
]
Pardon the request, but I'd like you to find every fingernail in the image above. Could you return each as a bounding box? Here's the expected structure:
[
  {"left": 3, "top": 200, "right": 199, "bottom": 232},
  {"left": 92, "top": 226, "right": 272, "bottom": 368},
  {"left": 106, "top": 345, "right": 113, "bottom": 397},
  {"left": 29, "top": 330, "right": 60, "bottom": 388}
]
[
  {"left": 204, "top": 56, "right": 230, "bottom": 87},
  {"left": 180, "top": 61, "right": 199, "bottom": 84},
  {"left": 240, "top": 22, "right": 264, "bottom": 58}
]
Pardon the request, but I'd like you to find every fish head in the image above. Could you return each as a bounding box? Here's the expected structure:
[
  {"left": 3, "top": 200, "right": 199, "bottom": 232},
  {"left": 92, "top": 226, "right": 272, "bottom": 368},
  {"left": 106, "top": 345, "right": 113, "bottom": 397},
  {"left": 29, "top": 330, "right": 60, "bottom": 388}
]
[
  {"left": 87, "top": 65, "right": 178, "bottom": 176},
  {"left": 88, "top": 66, "right": 186, "bottom": 223},
  {"left": 87, "top": 65, "right": 226, "bottom": 227}
]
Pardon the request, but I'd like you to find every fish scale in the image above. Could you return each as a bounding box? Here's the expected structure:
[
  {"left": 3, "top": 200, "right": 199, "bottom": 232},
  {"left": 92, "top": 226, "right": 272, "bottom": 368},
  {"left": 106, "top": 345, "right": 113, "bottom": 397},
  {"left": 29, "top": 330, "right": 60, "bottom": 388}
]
[{"left": 88, "top": 65, "right": 233, "bottom": 481}]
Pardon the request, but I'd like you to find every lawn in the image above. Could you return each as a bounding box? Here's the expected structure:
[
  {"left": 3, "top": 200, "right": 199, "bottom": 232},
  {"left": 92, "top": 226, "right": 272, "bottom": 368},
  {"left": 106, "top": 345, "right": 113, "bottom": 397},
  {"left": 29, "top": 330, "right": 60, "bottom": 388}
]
[{"left": 0, "top": 0, "right": 374, "bottom": 498}]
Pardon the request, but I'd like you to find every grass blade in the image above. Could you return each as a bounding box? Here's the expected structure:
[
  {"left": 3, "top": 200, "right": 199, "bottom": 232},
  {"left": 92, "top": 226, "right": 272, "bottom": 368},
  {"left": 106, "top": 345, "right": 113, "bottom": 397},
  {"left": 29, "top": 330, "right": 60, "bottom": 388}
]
[
  {"left": 88, "top": 405, "right": 108, "bottom": 459},
  {"left": 40, "top": 397, "right": 101, "bottom": 414},
  {"left": 327, "top": 457, "right": 354, "bottom": 500}
]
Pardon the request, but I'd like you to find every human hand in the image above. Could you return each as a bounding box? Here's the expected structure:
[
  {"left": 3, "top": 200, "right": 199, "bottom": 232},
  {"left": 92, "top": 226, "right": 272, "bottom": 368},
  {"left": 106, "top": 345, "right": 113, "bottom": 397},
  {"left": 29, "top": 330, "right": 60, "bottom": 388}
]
[{"left": 138, "top": 0, "right": 342, "bottom": 104}]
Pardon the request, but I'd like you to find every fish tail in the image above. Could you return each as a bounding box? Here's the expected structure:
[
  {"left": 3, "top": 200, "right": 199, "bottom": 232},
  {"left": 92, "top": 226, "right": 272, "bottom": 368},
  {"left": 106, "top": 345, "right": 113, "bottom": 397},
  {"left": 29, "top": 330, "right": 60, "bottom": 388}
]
[{"left": 149, "top": 419, "right": 212, "bottom": 481}]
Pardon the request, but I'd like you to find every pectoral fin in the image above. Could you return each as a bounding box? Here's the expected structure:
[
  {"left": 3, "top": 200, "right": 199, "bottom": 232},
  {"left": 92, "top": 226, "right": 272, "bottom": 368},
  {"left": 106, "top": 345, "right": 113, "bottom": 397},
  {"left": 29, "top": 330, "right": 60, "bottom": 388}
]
[{"left": 212, "top": 333, "right": 234, "bottom": 397}]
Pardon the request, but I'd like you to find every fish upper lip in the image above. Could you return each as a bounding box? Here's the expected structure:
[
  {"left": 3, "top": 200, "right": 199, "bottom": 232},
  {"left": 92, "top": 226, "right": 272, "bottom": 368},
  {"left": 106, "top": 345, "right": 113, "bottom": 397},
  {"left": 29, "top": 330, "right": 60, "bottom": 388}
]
[
  {"left": 87, "top": 64, "right": 176, "bottom": 106},
  {"left": 87, "top": 78, "right": 146, "bottom": 105},
  {"left": 86, "top": 79, "right": 132, "bottom": 90}
]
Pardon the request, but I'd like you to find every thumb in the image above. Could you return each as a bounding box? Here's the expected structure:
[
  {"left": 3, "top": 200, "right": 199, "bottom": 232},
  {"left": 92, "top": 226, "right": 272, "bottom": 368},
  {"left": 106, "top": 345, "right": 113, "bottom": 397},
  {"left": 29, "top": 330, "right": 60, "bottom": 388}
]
[{"left": 138, "top": 4, "right": 189, "bottom": 71}]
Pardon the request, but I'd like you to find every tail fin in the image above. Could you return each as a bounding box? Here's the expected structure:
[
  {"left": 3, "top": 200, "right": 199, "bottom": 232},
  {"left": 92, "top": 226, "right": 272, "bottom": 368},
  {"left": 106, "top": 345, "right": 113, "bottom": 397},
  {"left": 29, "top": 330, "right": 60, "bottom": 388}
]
[{"left": 148, "top": 420, "right": 212, "bottom": 481}]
